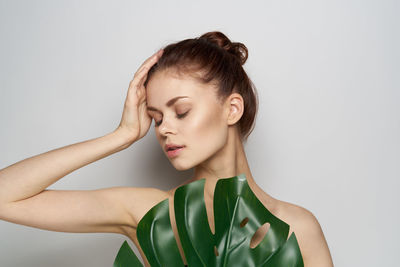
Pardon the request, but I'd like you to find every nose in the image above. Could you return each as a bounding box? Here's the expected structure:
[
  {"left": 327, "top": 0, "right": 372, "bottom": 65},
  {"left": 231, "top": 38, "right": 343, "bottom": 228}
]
[{"left": 158, "top": 117, "right": 176, "bottom": 136}]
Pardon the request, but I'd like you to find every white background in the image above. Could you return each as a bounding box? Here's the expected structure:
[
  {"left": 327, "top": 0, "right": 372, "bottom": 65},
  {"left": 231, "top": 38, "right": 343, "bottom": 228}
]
[{"left": 0, "top": 0, "right": 398, "bottom": 266}]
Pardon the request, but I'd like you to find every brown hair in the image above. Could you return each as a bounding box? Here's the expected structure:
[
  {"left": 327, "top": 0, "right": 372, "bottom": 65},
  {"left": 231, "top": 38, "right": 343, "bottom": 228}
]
[{"left": 144, "top": 31, "right": 259, "bottom": 142}]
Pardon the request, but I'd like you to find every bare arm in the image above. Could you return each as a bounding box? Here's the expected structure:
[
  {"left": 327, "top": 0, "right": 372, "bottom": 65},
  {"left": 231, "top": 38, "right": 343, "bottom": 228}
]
[
  {"left": 294, "top": 208, "right": 334, "bottom": 267},
  {"left": 0, "top": 49, "right": 165, "bottom": 234},
  {"left": 0, "top": 131, "right": 129, "bottom": 205},
  {"left": 0, "top": 131, "right": 132, "bottom": 234}
]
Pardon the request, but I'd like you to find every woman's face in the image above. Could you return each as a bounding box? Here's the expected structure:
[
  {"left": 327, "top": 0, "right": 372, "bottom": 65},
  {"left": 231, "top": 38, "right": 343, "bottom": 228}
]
[{"left": 145, "top": 69, "right": 229, "bottom": 171}]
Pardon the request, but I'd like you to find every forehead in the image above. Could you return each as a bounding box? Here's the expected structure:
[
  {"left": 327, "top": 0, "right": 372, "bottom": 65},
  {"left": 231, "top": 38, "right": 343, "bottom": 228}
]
[{"left": 146, "top": 69, "right": 219, "bottom": 105}]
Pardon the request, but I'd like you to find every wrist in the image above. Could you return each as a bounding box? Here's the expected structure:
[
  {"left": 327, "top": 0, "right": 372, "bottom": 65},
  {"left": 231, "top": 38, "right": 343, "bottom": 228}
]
[{"left": 112, "top": 127, "right": 137, "bottom": 150}]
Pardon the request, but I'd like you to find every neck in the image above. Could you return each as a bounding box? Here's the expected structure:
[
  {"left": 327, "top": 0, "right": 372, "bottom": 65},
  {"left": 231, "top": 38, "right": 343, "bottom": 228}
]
[{"left": 191, "top": 128, "right": 256, "bottom": 197}]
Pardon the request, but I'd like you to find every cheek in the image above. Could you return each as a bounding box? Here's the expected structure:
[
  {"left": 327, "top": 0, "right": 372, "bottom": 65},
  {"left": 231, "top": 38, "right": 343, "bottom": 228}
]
[{"left": 181, "top": 106, "right": 227, "bottom": 158}]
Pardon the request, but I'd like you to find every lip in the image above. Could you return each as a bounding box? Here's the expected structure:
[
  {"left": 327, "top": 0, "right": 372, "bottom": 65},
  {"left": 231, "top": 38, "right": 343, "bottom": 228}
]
[{"left": 165, "top": 143, "right": 185, "bottom": 158}]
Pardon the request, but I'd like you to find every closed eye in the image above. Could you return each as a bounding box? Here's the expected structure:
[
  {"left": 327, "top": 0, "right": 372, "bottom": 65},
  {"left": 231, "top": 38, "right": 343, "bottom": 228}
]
[
  {"left": 177, "top": 110, "right": 189, "bottom": 119},
  {"left": 154, "top": 110, "right": 190, "bottom": 127}
]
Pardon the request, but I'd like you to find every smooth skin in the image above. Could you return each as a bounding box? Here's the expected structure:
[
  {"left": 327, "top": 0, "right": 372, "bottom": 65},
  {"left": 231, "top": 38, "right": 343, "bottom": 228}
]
[{"left": 0, "top": 49, "right": 333, "bottom": 266}]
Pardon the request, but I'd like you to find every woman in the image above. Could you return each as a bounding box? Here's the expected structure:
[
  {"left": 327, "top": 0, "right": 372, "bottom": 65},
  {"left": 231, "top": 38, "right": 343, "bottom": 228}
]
[{"left": 0, "top": 31, "right": 333, "bottom": 266}]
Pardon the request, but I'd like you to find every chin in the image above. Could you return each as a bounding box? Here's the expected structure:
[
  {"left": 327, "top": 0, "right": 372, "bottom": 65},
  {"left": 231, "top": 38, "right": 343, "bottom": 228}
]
[
  {"left": 170, "top": 160, "right": 193, "bottom": 171},
  {"left": 174, "top": 165, "right": 191, "bottom": 172}
]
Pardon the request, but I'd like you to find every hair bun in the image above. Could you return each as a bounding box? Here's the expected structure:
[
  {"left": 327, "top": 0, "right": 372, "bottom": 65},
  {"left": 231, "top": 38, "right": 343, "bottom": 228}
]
[{"left": 199, "top": 31, "right": 248, "bottom": 65}]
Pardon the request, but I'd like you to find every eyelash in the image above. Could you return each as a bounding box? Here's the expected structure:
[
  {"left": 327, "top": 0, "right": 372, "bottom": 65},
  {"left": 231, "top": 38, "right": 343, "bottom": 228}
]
[{"left": 155, "top": 111, "right": 189, "bottom": 127}]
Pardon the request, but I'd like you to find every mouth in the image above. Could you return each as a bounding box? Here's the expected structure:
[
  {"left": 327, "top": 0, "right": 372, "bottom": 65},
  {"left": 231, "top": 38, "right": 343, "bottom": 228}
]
[{"left": 165, "top": 145, "right": 185, "bottom": 158}]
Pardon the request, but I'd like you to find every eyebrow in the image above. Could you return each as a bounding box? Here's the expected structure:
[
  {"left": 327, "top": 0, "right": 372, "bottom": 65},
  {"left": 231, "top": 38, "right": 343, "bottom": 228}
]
[{"left": 147, "top": 96, "right": 189, "bottom": 112}]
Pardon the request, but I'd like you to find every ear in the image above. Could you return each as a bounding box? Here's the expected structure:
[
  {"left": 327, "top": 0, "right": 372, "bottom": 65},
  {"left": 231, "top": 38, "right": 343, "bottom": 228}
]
[{"left": 224, "top": 93, "right": 244, "bottom": 125}]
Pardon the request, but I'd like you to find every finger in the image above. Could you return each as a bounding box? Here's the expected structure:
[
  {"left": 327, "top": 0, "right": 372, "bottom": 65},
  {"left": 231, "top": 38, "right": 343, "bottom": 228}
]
[
  {"left": 135, "top": 49, "right": 163, "bottom": 76},
  {"left": 133, "top": 64, "right": 152, "bottom": 80},
  {"left": 130, "top": 62, "right": 155, "bottom": 87},
  {"left": 130, "top": 51, "right": 162, "bottom": 88},
  {"left": 129, "top": 69, "right": 149, "bottom": 90},
  {"left": 130, "top": 71, "right": 149, "bottom": 96},
  {"left": 134, "top": 57, "right": 159, "bottom": 80},
  {"left": 129, "top": 49, "right": 163, "bottom": 90}
]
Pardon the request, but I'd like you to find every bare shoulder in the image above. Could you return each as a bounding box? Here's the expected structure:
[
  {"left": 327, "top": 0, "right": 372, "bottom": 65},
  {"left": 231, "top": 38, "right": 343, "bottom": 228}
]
[
  {"left": 274, "top": 199, "right": 319, "bottom": 233},
  {"left": 273, "top": 199, "right": 334, "bottom": 267}
]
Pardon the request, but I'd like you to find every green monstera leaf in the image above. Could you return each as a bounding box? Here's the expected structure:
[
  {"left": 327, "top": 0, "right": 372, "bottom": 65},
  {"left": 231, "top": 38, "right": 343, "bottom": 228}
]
[
  {"left": 113, "top": 174, "right": 304, "bottom": 267},
  {"left": 113, "top": 241, "right": 143, "bottom": 267}
]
